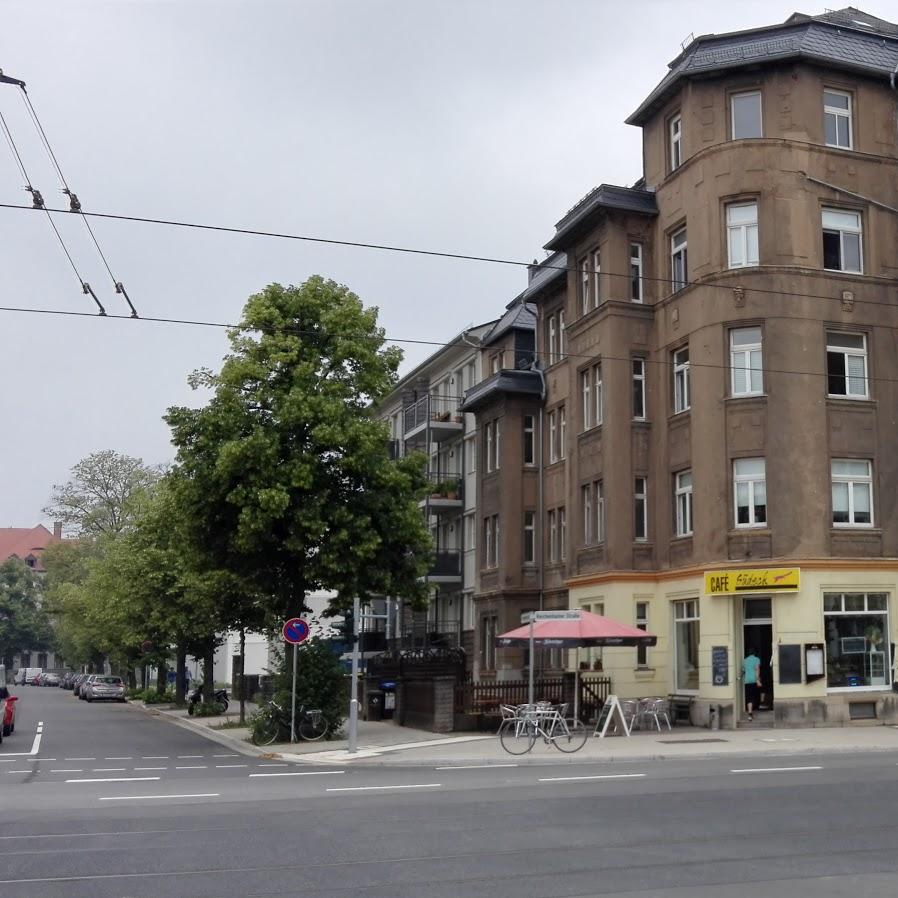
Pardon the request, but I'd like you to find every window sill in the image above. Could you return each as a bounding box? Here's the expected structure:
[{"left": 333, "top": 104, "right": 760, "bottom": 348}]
[
  {"left": 632, "top": 419, "right": 651, "bottom": 427},
  {"left": 726, "top": 393, "right": 766, "bottom": 402},
  {"left": 672, "top": 533, "right": 694, "bottom": 541},
  {"left": 545, "top": 459, "right": 566, "bottom": 470},
  {"left": 823, "top": 267, "right": 864, "bottom": 276},
  {"left": 668, "top": 409, "right": 691, "bottom": 422},
  {"left": 731, "top": 525, "right": 770, "bottom": 533},
  {"left": 826, "top": 395, "right": 874, "bottom": 404},
  {"left": 578, "top": 425, "right": 603, "bottom": 439},
  {"left": 826, "top": 686, "right": 891, "bottom": 694},
  {"left": 831, "top": 525, "right": 879, "bottom": 532}
]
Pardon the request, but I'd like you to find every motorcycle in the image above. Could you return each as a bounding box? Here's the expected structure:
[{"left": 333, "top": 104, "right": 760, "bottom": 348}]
[{"left": 186, "top": 685, "right": 229, "bottom": 715}]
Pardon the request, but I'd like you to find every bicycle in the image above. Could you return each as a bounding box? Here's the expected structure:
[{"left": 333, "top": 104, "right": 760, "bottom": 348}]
[
  {"left": 498, "top": 702, "right": 587, "bottom": 755},
  {"left": 251, "top": 699, "right": 329, "bottom": 746}
]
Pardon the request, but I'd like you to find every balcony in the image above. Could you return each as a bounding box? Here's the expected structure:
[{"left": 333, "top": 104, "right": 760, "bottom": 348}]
[
  {"left": 428, "top": 549, "right": 462, "bottom": 584},
  {"left": 403, "top": 394, "right": 464, "bottom": 447},
  {"left": 418, "top": 472, "right": 464, "bottom": 516},
  {"left": 389, "top": 616, "right": 462, "bottom": 651}
]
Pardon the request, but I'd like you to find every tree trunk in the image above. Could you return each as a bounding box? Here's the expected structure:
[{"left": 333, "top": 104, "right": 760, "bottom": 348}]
[
  {"left": 202, "top": 642, "right": 214, "bottom": 704},
  {"left": 156, "top": 659, "right": 167, "bottom": 695},
  {"left": 175, "top": 644, "right": 187, "bottom": 704},
  {"left": 127, "top": 666, "right": 137, "bottom": 690},
  {"left": 238, "top": 628, "right": 246, "bottom": 725},
  {"left": 141, "top": 663, "right": 148, "bottom": 690}
]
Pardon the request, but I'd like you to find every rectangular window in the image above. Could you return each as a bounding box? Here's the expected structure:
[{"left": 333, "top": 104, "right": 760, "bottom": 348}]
[
  {"left": 824, "top": 89, "right": 853, "bottom": 150},
  {"left": 547, "top": 314, "right": 558, "bottom": 365},
  {"left": 548, "top": 509, "right": 557, "bottom": 563},
  {"left": 730, "top": 327, "right": 763, "bottom": 396},
  {"left": 559, "top": 406, "right": 566, "bottom": 460},
  {"left": 635, "top": 476, "right": 648, "bottom": 541},
  {"left": 559, "top": 507, "right": 566, "bottom": 561},
  {"left": 731, "top": 90, "right": 762, "bottom": 139},
  {"left": 832, "top": 459, "right": 873, "bottom": 527},
  {"left": 827, "top": 332, "right": 868, "bottom": 398},
  {"left": 673, "top": 346, "right": 690, "bottom": 413},
  {"left": 523, "top": 511, "right": 535, "bottom": 564},
  {"left": 490, "top": 354, "right": 501, "bottom": 374},
  {"left": 581, "top": 369, "right": 591, "bottom": 430},
  {"left": 669, "top": 114, "right": 682, "bottom": 170},
  {"left": 579, "top": 258, "right": 590, "bottom": 316},
  {"left": 464, "top": 512, "right": 476, "bottom": 551},
  {"left": 675, "top": 470, "right": 693, "bottom": 537},
  {"left": 591, "top": 249, "right": 601, "bottom": 309},
  {"left": 671, "top": 228, "right": 688, "bottom": 292},
  {"left": 727, "top": 202, "right": 759, "bottom": 268},
  {"left": 674, "top": 599, "right": 699, "bottom": 692},
  {"left": 636, "top": 601, "right": 649, "bottom": 667},
  {"left": 630, "top": 243, "right": 644, "bottom": 302},
  {"left": 484, "top": 516, "right": 493, "bottom": 567},
  {"left": 485, "top": 423, "right": 493, "bottom": 474},
  {"left": 734, "top": 458, "right": 767, "bottom": 528},
  {"left": 823, "top": 592, "right": 890, "bottom": 688},
  {"left": 582, "top": 484, "right": 593, "bottom": 545},
  {"left": 493, "top": 515, "right": 500, "bottom": 566},
  {"left": 593, "top": 363, "right": 603, "bottom": 426},
  {"left": 632, "top": 358, "right": 646, "bottom": 420},
  {"left": 481, "top": 615, "right": 497, "bottom": 671},
  {"left": 548, "top": 410, "right": 557, "bottom": 464},
  {"left": 822, "top": 209, "right": 862, "bottom": 273},
  {"left": 595, "top": 481, "right": 604, "bottom": 544},
  {"left": 523, "top": 415, "right": 535, "bottom": 466},
  {"left": 558, "top": 310, "right": 566, "bottom": 359},
  {"left": 464, "top": 435, "right": 476, "bottom": 475}
]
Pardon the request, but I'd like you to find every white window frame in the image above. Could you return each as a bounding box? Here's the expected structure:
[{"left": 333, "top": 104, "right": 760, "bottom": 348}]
[
  {"left": 559, "top": 506, "right": 566, "bottom": 561},
  {"left": 484, "top": 516, "right": 493, "bottom": 568},
  {"left": 579, "top": 258, "right": 590, "bottom": 316},
  {"left": 591, "top": 249, "right": 601, "bottom": 310},
  {"left": 730, "top": 327, "right": 763, "bottom": 397},
  {"left": 581, "top": 369, "right": 592, "bottom": 430},
  {"left": 464, "top": 434, "right": 476, "bottom": 475},
  {"left": 464, "top": 511, "right": 476, "bottom": 551},
  {"left": 826, "top": 331, "right": 868, "bottom": 399},
  {"left": 636, "top": 601, "right": 649, "bottom": 667},
  {"left": 630, "top": 242, "right": 644, "bottom": 303},
  {"left": 523, "top": 511, "right": 536, "bottom": 564},
  {"left": 485, "top": 423, "right": 494, "bottom": 474},
  {"left": 559, "top": 406, "right": 566, "bottom": 460},
  {"left": 548, "top": 509, "right": 557, "bottom": 563},
  {"left": 731, "top": 90, "right": 762, "bottom": 140},
  {"left": 634, "top": 476, "right": 648, "bottom": 541},
  {"left": 669, "top": 114, "right": 682, "bottom": 170},
  {"left": 823, "top": 592, "right": 891, "bottom": 692},
  {"left": 733, "top": 458, "right": 767, "bottom": 529},
  {"left": 523, "top": 415, "right": 535, "bottom": 466},
  {"left": 832, "top": 459, "right": 873, "bottom": 528},
  {"left": 670, "top": 228, "right": 688, "bottom": 292},
  {"left": 595, "top": 482, "right": 604, "bottom": 544},
  {"left": 593, "top": 363, "right": 603, "bottom": 426},
  {"left": 582, "top": 484, "right": 593, "bottom": 545},
  {"left": 726, "top": 201, "right": 759, "bottom": 268},
  {"left": 547, "top": 314, "right": 558, "bottom": 365},
  {"left": 822, "top": 208, "right": 863, "bottom": 274},
  {"left": 824, "top": 89, "right": 853, "bottom": 150},
  {"left": 673, "top": 346, "right": 690, "bottom": 414},
  {"left": 558, "top": 310, "right": 566, "bottom": 359},
  {"left": 675, "top": 470, "right": 693, "bottom": 537},
  {"left": 548, "top": 410, "right": 558, "bottom": 464},
  {"left": 632, "top": 358, "right": 646, "bottom": 421},
  {"left": 673, "top": 599, "right": 700, "bottom": 694}
]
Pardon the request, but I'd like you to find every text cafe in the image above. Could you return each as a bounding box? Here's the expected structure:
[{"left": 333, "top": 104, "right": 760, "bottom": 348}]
[{"left": 701, "top": 566, "right": 898, "bottom": 727}]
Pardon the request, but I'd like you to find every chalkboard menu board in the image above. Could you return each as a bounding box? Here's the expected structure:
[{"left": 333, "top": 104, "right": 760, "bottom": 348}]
[
  {"left": 711, "top": 646, "right": 728, "bottom": 686},
  {"left": 778, "top": 644, "right": 802, "bottom": 684}
]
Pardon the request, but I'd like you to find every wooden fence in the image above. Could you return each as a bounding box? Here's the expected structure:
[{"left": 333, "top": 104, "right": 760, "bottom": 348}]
[{"left": 454, "top": 675, "right": 612, "bottom": 720}]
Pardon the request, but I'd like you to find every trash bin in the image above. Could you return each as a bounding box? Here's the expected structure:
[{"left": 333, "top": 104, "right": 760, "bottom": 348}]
[
  {"left": 380, "top": 680, "right": 396, "bottom": 720},
  {"left": 366, "top": 690, "right": 384, "bottom": 722}
]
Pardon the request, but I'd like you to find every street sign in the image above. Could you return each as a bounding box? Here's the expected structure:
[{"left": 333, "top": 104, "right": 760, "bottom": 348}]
[
  {"left": 283, "top": 617, "right": 310, "bottom": 645},
  {"left": 522, "top": 610, "right": 583, "bottom": 623}
]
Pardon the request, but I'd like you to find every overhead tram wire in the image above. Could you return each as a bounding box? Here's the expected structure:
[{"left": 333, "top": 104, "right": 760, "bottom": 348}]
[
  {"left": 0, "top": 95, "right": 106, "bottom": 316},
  {"left": 9, "top": 73, "right": 137, "bottom": 317}
]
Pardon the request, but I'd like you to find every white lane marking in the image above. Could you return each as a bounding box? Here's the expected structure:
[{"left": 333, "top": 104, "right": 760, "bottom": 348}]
[
  {"left": 436, "top": 763, "right": 519, "bottom": 770},
  {"left": 65, "top": 757, "right": 96, "bottom": 761},
  {"left": 249, "top": 770, "right": 345, "bottom": 778},
  {"left": 99, "top": 793, "right": 219, "bottom": 802},
  {"left": 0, "top": 759, "right": 21, "bottom": 763},
  {"left": 175, "top": 765, "right": 207, "bottom": 770},
  {"left": 177, "top": 755, "right": 203, "bottom": 759},
  {"left": 6, "top": 770, "right": 32, "bottom": 774},
  {"left": 215, "top": 764, "right": 247, "bottom": 768},
  {"left": 538, "top": 773, "right": 647, "bottom": 783},
  {"left": 326, "top": 783, "right": 442, "bottom": 793},
  {"left": 66, "top": 776, "right": 161, "bottom": 784},
  {"left": 134, "top": 767, "right": 167, "bottom": 771},
  {"left": 213, "top": 753, "right": 238, "bottom": 758},
  {"left": 142, "top": 755, "right": 169, "bottom": 759},
  {"left": 259, "top": 763, "right": 288, "bottom": 767},
  {"left": 1, "top": 721, "right": 44, "bottom": 756},
  {"left": 105, "top": 756, "right": 133, "bottom": 760},
  {"left": 50, "top": 769, "right": 83, "bottom": 773},
  {"left": 730, "top": 766, "right": 823, "bottom": 774}
]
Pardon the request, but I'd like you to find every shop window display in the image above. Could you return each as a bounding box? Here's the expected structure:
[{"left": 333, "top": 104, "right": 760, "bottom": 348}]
[{"left": 824, "top": 592, "right": 890, "bottom": 688}]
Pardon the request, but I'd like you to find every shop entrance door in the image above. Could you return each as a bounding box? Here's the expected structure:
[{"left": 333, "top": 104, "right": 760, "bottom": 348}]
[{"left": 742, "top": 597, "right": 774, "bottom": 717}]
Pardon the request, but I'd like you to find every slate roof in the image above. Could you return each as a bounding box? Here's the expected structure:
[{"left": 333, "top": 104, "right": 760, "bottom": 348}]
[
  {"left": 544, "top": 185, "right": 658, "bottom": 251},
  {"left": 481, "top": 300, "right": 537, "bottom": 347},
  {"left": 0, "top": 525, "right": 60, "bottom": 572},
  {"left": 518, "top": 251, "right": 568, "bottom": 302},
  {"left": 628, "top": 7, "right": 898, "bottom": 125},
  {"left": 460, "top": 369, "right": 544, "bottom": 413}
]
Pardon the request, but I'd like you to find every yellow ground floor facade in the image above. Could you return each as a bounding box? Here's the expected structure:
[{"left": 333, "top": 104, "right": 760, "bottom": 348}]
[{"left": 568, "top": 560, "right": 898, "bottom": 727}]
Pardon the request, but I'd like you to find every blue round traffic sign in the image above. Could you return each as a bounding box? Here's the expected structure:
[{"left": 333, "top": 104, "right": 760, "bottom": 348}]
[{"left": 283, "top": 617, "right": 310, "bottom": 645}]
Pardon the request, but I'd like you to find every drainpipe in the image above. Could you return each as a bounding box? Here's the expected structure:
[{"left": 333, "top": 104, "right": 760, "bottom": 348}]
[
  {"left": 891, "top": 59, "right": 898, "bottom": 92},
  {"left": 533, "top": 362, "right": 548, "bottom": 614}
]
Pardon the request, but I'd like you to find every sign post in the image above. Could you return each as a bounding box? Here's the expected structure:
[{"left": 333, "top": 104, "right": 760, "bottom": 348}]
[
  {"left": 282, "top": 617, "right": 310, "bottom": 743},
  {"left": 347, "top": 595, "right": 361, "bottom": 754}
]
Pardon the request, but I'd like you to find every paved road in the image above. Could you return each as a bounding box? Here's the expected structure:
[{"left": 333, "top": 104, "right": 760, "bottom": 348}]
[{"left": 3, "top": 685, "right": 898, "bottom": 897}]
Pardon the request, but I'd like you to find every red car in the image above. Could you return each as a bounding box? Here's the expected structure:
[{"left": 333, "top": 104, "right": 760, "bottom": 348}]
[{"left": 0, "top": 687, "right": 17, "bottom": 741}]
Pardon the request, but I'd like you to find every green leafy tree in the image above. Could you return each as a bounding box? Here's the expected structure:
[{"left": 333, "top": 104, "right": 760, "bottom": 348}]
[
  {"left": 0, "top": 559, "right": 54, "bottom": 662},
  {"left": 164, "top": 278, "right": 432, "bottom": 628},
  {"left": 44, "top": 450, "right": 161, "bottom": 538}
]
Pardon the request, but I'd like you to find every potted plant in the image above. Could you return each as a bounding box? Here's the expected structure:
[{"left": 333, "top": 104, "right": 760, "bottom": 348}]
[{"left": 444, "top": 478, "right": 459, "bottom": 500}]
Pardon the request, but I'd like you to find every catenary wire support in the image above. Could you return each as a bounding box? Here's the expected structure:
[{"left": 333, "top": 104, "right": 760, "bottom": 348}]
[
  {"left": 2, "top": 70, "right": 140, "bottom": 317},
  {"left": 82, "top": 282, "right": 106, "bottom": 316}
]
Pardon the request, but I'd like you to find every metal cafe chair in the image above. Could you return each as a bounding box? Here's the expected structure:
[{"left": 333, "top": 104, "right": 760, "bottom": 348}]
[{"left": 638, "top": 697, "right": 672, "bottom": 731}]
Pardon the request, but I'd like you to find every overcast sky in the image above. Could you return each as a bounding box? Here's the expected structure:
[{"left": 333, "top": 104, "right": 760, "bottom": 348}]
[{"left": 2, "top": 0, "right": 895, "bottom": 525}]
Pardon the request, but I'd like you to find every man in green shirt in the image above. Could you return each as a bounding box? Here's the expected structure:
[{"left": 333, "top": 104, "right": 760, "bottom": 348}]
[{"left": 742, "top": 648, "right": 761, "bottom": 721}]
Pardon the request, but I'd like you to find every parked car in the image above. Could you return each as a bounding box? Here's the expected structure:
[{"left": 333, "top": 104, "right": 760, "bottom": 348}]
[
  {"left": 72, "top": 673, "right": 87, "bottom": 695},
  {"left": 61, "top": 673, "right": 75, "bottom": 689},
  {"left": 41, "top": 673, "right": 60, "bottom": 687},
  {"left": 83, "top": 676, "right": 125, "bottom": 703},
  {"left": 78, "top": 675, "right": 98, "bottom": 699},
  {"left": 0, "top": 686, "right": 17, "bottom": 740},
  {"left": 28, "top": 673, "right": 42, "bottom": 686}
]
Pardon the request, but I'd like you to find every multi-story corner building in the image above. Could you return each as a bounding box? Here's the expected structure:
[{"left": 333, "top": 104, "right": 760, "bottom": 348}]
[
  {"left": 465, "top": 7, "right": 898, "bottom": 726},
  {"left": 377, "top": 322, "right": 496, "bottom": 661}
]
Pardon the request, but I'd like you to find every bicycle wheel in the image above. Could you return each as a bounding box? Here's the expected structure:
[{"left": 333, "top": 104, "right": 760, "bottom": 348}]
[
  {"left": 552, "top": 718, "right": 588, "bottom": 753},
  {"left": 298, "top": 711, "right": 328, "bottom": 741},
  {"left": 252, "top": 712, "right": 281, "bottom": 746},
  {"left": 499, "top": 717, "right": 536, "bottom": 755}
]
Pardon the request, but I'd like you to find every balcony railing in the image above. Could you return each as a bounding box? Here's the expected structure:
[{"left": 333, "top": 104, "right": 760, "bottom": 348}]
[
  {"left": 403, "top": 394, "right": 464, "bottom": 446},
  {"left": 429, "top": 549, "right": 462, "bottom": 579},
  {"left": 388, "top": 617, "right": 463, "bottom": 651}
]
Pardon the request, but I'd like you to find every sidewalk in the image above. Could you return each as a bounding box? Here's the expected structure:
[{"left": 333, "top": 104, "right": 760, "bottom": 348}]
[{"left": 143, "top": 701, "right": 898, "bottom": 767}]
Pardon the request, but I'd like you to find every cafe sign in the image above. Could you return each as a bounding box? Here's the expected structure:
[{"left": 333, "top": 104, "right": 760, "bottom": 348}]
[{"left": 704, "top": 567, "right": 800, "bottom": 596}]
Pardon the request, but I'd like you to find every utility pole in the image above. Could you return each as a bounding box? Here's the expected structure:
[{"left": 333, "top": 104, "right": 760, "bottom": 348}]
[{"left": 347, "top": 595, "right": 361, "bottom": 753}]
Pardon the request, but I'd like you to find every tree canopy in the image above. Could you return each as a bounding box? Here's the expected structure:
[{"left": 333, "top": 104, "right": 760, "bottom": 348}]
[{"left": 0, "top": 558, "right": 55, "bottom": 663}]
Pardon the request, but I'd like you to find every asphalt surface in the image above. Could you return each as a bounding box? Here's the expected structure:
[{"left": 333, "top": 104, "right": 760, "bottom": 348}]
[{"left": 3, "top": 685, "right": 898, "bottom": 897}]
